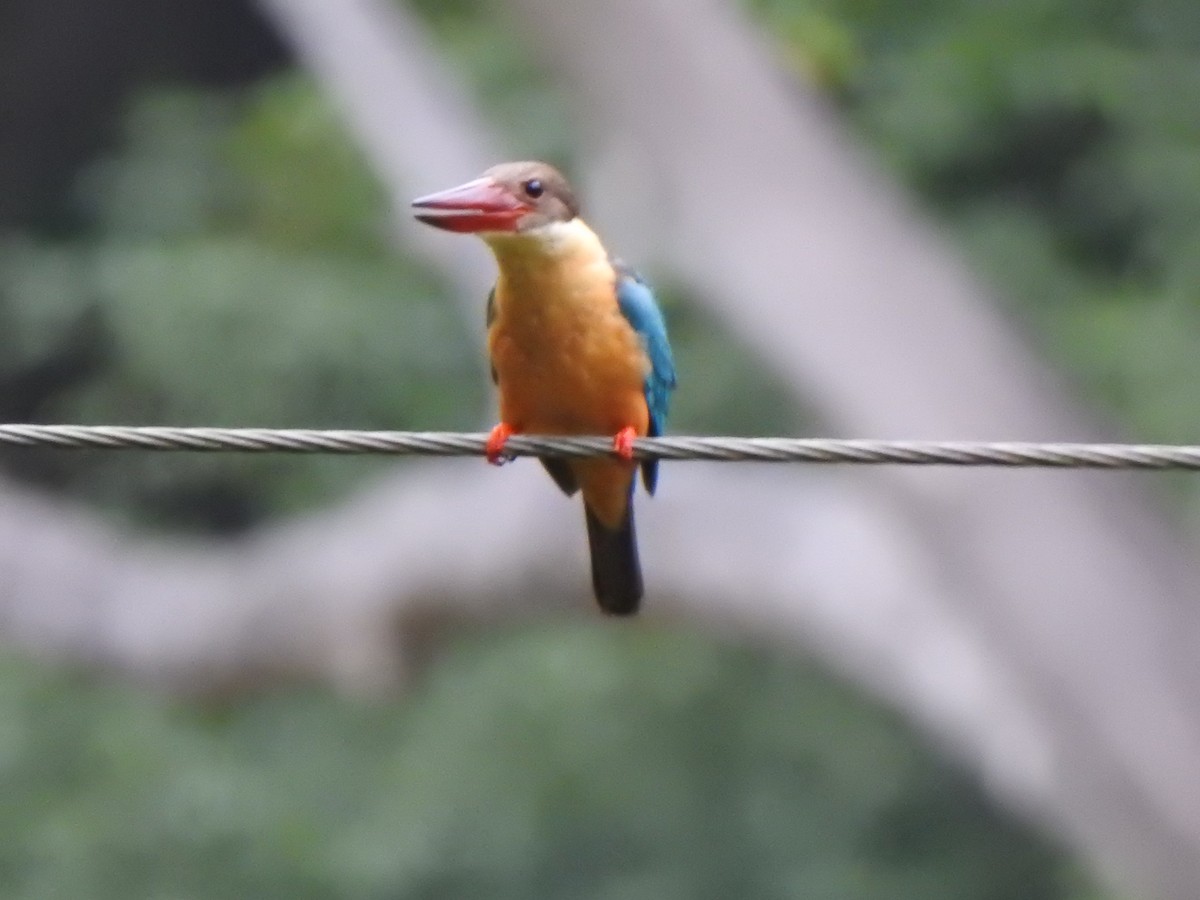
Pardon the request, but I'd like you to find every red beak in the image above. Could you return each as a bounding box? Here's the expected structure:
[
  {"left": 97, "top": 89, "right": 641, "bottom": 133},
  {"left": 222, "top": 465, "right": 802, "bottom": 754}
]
[{"left": 411, "top": 177, "right": 530, "bottom": 233}]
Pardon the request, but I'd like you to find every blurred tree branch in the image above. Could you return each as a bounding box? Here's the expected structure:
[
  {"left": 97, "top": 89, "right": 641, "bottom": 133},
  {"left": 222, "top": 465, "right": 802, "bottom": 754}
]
[
  {"left": 255, "top": 0, "right": 498, "bottom": 317},
  {"left": 0, "top": 0, "right": 1196, "bottom": 896}
]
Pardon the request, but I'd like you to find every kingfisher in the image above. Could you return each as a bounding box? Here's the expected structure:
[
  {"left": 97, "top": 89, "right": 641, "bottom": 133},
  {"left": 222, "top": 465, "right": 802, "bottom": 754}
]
[{"left": 412, "top": 161, "right": 676, "bottom": 615}]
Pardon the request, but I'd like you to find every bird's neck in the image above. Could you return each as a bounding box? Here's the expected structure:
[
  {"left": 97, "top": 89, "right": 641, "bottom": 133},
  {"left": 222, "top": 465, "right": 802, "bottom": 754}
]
[
  {"left": 483, "top": 218, "right": 609, "bottom": 285},
  {"left": 483, "top": 220, "right": 613, "bottom": 324}
]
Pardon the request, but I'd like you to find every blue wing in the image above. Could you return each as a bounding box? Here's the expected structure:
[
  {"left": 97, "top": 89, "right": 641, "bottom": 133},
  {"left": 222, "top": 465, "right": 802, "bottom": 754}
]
[{"left": 613, "top": 261, "right": 676, "bottom": 495}]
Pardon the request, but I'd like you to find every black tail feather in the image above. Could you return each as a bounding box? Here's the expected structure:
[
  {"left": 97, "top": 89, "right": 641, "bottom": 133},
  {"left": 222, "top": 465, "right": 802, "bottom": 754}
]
[{"left": 584, "top": 504, "right": 643, "bottom": 615}]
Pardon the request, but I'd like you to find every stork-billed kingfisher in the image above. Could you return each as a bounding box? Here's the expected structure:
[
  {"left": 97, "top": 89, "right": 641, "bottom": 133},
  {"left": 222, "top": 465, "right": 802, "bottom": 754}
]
[{"left": 412, "top": 161, "right": 676, "bottom": 615}]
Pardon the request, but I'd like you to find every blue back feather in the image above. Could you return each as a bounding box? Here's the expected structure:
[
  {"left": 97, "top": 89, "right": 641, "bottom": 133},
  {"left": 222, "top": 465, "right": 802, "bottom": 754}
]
[{"left": 613, "top": 261, "right": 676, "bottom": 494}]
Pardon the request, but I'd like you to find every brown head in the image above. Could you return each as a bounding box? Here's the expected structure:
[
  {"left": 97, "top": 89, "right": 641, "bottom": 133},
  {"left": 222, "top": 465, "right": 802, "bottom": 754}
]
[{"left": 411, "top": 161, "right": 579, "bottom": 235}]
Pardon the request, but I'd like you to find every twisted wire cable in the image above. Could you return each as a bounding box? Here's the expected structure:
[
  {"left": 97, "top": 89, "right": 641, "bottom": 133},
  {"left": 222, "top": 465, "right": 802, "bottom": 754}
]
[{"left": 0, "top": 424, "right": 1199, "bottom": 469}]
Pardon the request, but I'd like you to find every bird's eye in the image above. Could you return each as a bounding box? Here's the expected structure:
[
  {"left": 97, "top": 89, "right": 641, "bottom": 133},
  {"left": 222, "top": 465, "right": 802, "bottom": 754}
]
[{"left": 523, "top": 179, "right": 544, "bottom": 199}]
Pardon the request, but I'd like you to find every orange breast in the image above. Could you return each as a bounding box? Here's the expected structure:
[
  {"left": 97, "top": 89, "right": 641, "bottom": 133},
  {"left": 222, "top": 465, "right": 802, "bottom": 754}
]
[
  {"left": 487, "top": 256, "right": 650, "bottom": 439},
  {"left": 485, "top": 233, "right": 650, "bottom": 528}
]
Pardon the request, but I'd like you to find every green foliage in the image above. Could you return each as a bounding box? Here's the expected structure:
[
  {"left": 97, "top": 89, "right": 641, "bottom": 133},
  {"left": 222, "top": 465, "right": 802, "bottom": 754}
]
[
  {"left": 854, "top": 2, "right": 1200, "bottom": 528},
  {"left": 747, "top": 0, "right": 865, "bottom": 89},
  {"left": 0, "top": 630, "right": 1090, "bottom": 899}
]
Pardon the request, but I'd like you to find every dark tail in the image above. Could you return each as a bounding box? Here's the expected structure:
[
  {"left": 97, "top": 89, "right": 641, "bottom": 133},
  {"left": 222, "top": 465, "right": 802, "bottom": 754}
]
[{"left": 584, "top": 503, "right": 643, "bottom": 615}]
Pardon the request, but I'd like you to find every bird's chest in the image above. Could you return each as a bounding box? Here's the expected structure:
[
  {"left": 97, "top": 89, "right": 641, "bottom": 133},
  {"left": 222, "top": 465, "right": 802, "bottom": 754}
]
[{"left": 488, "top": 269, "right": 648, "bottom": 433}]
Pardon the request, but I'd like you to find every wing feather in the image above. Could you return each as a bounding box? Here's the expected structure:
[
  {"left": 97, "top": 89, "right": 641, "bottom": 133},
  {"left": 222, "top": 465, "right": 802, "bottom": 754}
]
[{"left": 612, "top": 262, "right": 676, "bottom": 494}]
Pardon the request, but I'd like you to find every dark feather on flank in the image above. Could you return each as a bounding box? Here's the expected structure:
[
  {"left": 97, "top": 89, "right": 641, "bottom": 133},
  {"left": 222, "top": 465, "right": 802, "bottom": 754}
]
[{"left": 540, "top": 459, "right": 579, "bottom": 496}]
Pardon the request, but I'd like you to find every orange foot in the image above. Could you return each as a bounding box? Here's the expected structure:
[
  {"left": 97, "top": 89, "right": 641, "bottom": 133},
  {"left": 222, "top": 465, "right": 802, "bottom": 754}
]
[
  {"left": 486, "top": 422, "right": 514, "bottom": 465},
  {"left": 612, "top": 426, "right": 638, "bottom": 462}
]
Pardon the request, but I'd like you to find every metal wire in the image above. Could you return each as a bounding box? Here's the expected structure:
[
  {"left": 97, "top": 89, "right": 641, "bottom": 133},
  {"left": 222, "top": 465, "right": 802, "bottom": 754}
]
[{"left": 1, "top": 423, "right": 1199, "bottom": 469}]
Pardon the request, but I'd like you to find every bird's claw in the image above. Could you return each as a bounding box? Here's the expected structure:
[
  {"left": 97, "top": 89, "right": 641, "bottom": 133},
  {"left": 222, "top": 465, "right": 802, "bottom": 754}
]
[
  {"left": 613, "top": 426, "right": 637, "bottom": 462},
  {"left": 486, "top": 422, "right": 515, "bottom": 465}
]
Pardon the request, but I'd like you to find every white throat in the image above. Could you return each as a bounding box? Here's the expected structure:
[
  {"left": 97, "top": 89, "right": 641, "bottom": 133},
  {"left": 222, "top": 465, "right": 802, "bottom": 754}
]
[{"left": 483, "top": 218, "right": 603, "bottom": 262}]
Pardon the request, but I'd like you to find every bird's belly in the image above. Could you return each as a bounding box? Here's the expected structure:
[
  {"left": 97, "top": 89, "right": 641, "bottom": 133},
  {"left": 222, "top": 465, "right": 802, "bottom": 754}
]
[{"left": 490, "top": 315, "right": 649, "bottom": 436}]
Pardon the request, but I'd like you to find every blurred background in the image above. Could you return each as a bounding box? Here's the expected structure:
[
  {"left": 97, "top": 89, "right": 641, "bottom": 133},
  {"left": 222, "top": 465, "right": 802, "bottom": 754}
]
[{"left": 3, "top": 0, "right": 1200, "bottom": 896}]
